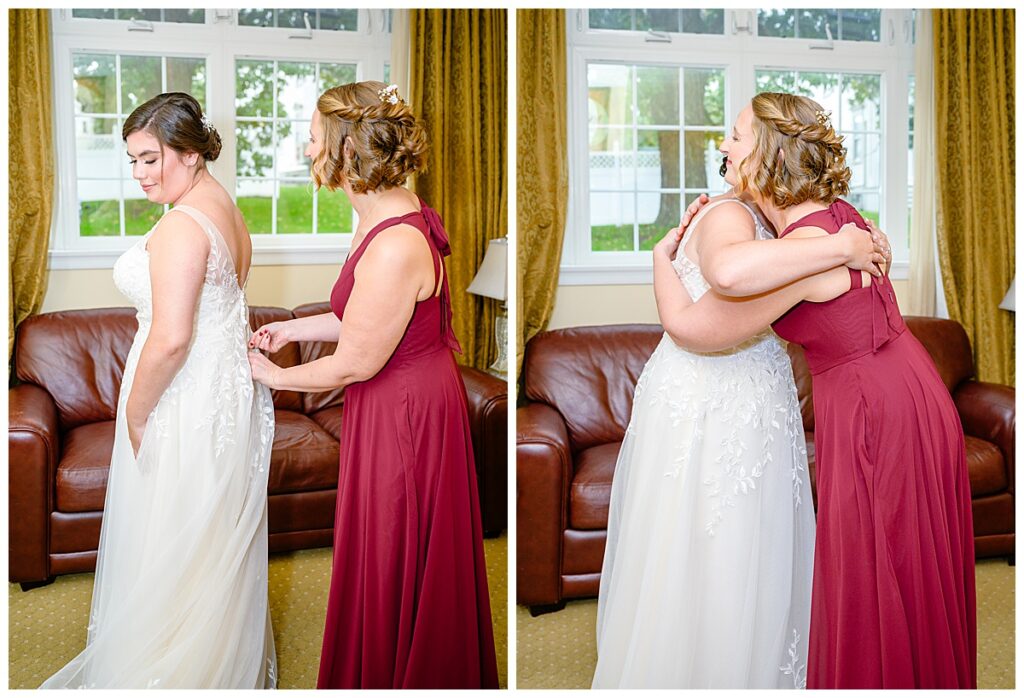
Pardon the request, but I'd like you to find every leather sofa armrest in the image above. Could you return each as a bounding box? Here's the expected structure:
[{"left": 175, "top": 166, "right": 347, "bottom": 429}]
[
  {"left": 459, "top": 366, "right": 508, "bottom": 535},
  {"left": 954, "top": 380, "right": 1015, "bottom": 495},
  {"left": 9, "top": 383, "right": 60, "bottom": 583},
  {"left": 516, "top": 402, "right": 572, "bottom": 606}
]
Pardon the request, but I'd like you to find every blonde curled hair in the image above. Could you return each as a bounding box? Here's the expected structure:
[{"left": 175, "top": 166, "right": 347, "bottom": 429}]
[
  {"left": 311, "top": 81, "right": 428, "bottom": 194},
  {"left": 736, "top": 92, "right": 851, "bottom": 207}
]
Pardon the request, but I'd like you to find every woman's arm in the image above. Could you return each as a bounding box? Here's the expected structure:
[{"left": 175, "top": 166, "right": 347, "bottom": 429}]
[
  {"left": 249, "top": 312, "right": 341, "bottom": 352},
  {"left": 248, "top": 226, "right": 430, "bottom": 392},
  {"left": 126, "top": 213, "right": 209, "bottom": 454},
  {"left": 696, "top": 203, "right": 884, "bottom": 295}
]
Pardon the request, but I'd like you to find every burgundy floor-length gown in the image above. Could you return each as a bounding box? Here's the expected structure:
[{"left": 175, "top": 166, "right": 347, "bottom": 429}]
[
  {"left": 771, "top": 200, "right": 976, "bottom": 689},
  {"left": 317, "top": 201, "right": 499, "bottom": 689}
]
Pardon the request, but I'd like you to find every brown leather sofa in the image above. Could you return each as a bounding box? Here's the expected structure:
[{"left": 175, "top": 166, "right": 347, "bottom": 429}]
[
  {"left": 517, "top": 319, "right": 1014, "bottom": 612},
  {"left": 10, "top": 303, "right": 507, "bottom": 589}
]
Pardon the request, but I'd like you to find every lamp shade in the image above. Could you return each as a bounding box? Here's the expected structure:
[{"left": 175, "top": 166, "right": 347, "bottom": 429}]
[
  {"left": 467, "top": 237, "right": 507, "bottom": 301},
  {"left": 999, "top": 276, "right": 1016, "bottom": 311}
]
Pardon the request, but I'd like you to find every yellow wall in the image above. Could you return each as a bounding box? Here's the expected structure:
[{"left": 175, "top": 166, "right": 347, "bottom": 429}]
[
  {"left": 42, "top": 265, "right": 341, "bottom": 313},
  {"left": 549, "top": 279, "right": 911, "bottom": 330}
]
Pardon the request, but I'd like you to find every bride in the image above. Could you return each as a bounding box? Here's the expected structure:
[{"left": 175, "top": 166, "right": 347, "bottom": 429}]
[
  {"left": 591, "top": 152, "right": 888, "bottom": 686},
  {"left": 41, "top": 93, "right": 276, "bottom": 688}
]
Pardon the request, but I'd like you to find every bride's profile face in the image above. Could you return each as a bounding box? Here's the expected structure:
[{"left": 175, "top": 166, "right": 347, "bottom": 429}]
[
  {"left": 126, "top": 129, "right": 198, "bottom": 205},
  {"left": 720, "top": 104, "right": 756, "bottom": 187}
]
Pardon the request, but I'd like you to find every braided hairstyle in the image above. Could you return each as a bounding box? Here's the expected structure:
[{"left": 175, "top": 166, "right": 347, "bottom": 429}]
[
  {"left": 122, "top": 92, "right": 221, "bottom": 164},
  {"left": 736, "top": 92, "right": 851, "bottom": 207},
  {"left": 311, "top": 81, "right": 428, "bottom": 193}
]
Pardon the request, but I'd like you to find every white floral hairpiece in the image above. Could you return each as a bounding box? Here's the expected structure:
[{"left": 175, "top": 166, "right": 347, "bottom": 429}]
[
  {"left": 814, "top": 109, "right": 832, "bottom": 129},
  {"left": 200, "top": 114, "right": 214, "bottom": 133},
  {"left": 377, "top": 83, "right": 403, "bottom": 106}
]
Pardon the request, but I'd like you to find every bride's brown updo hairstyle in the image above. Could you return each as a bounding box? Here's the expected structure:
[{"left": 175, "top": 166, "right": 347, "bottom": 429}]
[
  {"left": 311, "top": 81, "right": 428, "bottom": 193},
  {"left": 736, "top": 92, "right": 851, "bottom": 208},
  {"left": 121, "top": 92, "right": 222, "bottom": 164}
]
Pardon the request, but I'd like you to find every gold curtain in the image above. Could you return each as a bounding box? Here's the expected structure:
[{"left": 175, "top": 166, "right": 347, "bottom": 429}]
[
  {"left": 933, "top": 9, "right": 1015, "bottom": 385},
  {"left": 9, "top": 9, "right": 54, "bottom": 361},
  {"left": 409, "top": 9, "right": 507, "bottom": 372},
  {"left": 515, "top": 9, "right": 568, "bottom": 379}
]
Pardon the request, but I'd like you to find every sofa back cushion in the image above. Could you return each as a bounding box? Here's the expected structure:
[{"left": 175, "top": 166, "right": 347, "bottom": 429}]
[
  {"left": 293, "top": 302, "right": 346, "bottom": 414},
  {"left": 15, "top": 309, "right": 138, "bottom": 430},
  {"left": 248, "top": 307, "right": 303, "bottom": 411},
  {"left": 524, "top": 325, "right": 663, "bottom": 452},
  {"left": 904, "top": 316, "right": 975, "bottom": 393}
]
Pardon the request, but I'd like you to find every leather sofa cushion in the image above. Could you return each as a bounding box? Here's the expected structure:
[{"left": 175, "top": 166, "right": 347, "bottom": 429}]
[
  {"left": 267, "top": 410, "right": 340, "bottom": 494},
  {"left": 570, "top": 442, "right": 620, "bottom": 529},
  {"left": 310, "top": 405, "right": 343, "bottom": 441},
  {"left": 525, "top": 325, "right": 662, "bottom": 452},
  {"left": 966, "top": 435, "right": 1007, "bottom": 497},
  {"left": 57, "top": 421, "right": 116, "bottom": 512},
  {"left": 904, "top": 316, "right": 975, "bottom": 393}
]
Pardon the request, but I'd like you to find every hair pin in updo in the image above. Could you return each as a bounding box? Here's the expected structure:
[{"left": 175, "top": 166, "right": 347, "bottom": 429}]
[
  {"left": 200, "top": 114, "right": 214, "bottom": 133},
  {"left": 815, "top": 109, "right": 832, "bottom": 129},
  {"left": 377, "top": 84, "right": 404, "bottom": 106}
]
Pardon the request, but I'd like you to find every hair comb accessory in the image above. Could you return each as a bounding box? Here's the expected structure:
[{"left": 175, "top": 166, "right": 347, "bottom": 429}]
[
  {"left": 377, "top": 84, "right": 403, "bottom": 106},
  {"left": 815, "top": 109, "right": 832, "bottom": 128},
  {"left": 200, "top": 114, "right": 214, "bottom": 133}
]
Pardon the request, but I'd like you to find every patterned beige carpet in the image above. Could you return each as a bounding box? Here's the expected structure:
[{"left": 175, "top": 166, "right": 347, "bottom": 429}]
[
  {"left": 517, "top": 557, "right": 1014, "bottom": 689},
  {"left": 9, "top": 535, "right": 507, "bottom": 688}
]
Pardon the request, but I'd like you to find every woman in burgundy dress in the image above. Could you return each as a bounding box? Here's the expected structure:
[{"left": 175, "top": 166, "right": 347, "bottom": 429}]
[
  {"left": 247, "top": 81, "right": 498, "bottom": 689},
  {"left": 656, "top": 92, "right": 976, "bottom": 689}
]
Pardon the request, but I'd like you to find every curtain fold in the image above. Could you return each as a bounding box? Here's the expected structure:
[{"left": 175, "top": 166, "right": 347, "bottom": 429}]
[
  {"left": 409, "top": 9, "right": 507, "bottom": 372},
  {"left": 933, "top": 9, "right": 1015, "bottom": 385},
  {"left": 9, "top": 9, "right": 55, "bottom": 362},
  {"left": 907, "top": 10, "right": 937, "bottom": 317},
  {"left": 515, "top": 9, "right": 568, "bottom": 379}
]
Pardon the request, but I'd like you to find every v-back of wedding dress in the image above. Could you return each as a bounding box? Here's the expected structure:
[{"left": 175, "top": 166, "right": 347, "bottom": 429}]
[
  {"left": 592, "top": 198, "right": 815, "bottom": 688},
  {"left": 41, "top": 205, "right": 276, "bottom": 688}
]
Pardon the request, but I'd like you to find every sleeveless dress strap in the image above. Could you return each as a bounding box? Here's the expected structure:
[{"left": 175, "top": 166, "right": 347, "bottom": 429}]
[
  {"left": 164, "top": 205, "right": 244, "bottom": 287},
  {"left": 679, "top": 198, "right": 761, "bottom": 252}
]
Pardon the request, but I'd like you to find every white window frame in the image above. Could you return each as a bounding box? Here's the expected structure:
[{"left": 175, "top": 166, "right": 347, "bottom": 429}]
[
  {"left": 562, "top": 8, "right": 915, "bottom": 285},
  {"left": 49, "top": 9, "right": 392, "bottom": 270}
]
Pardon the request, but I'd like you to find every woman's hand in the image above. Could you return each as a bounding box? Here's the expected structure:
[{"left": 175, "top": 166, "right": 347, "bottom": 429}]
[
  {"left": 127, "top": 413, "right": 147, "bottom": 458},
  {"left": 865, "top": 220, "right": 893, "bottom": 273},
  {"left": 836, "top": 222, "right": 887, "bottom": 276},
  {"left": 249, "top": 321, "right": 292, "bottom": 353},
  {"left": 654, "top": 193, "right": 710, "bottom": 259},
  {"left": 248, "top": 350, "right": 283, "bottom": 388}
]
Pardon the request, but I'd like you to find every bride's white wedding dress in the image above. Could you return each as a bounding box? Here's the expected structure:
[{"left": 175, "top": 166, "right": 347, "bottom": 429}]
[
  {"left": 592, "top": 198, "right": 815, "bottom": 689},
  {"left": 41, "top": 205, "right": 277, "bottom": 689}
]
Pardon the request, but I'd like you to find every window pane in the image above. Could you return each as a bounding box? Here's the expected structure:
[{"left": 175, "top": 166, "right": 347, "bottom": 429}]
[
  {"left": 589, "top": 128, "right": 634, "bottom": 191},
  {"left": 236, "top": 60, "right": 275, "bottom": 118},
  {"left": 76, "top": 117, "right": 120, "bottom": 180},
  {"left": 78, "top": 185, "right": 121, "bottom": 236},
  {"left": 237, "top": 121, "right": 274, "bottom": 177},
  {"left": 277, "top": 181, "right": 312, "bottom": 234},
  {"left": 162, "top": 9, "right": 205, "bottom": 24},
  {"left": 125, "top": 198, "right": 163, "bottom": 235},
  {"left": 845, "top": 133, "right": 881, "bottom": 189},
  {"left": 121, "top": 55, "right": 162, "bottom": 114},
  {"left": 636, "top": 9, "right": 679, "bottom": 33},
  {"left": 278, "top": 8, "right": 315, "bottom": 29},
  {"left": 588, "top": 64, "right": 633, "bottom": 127},
  {"left": 684, "top": 68, "right": 725, "bottom": 126},
  {"left": 317, "top": 189, "right": 352, "bottom": 233},
  {"left": 167, "top": 58, "right": 207, "bottom": 109},
  {"left": 275, "top": 121, "right": 309, "bottom": 179},
  {"left": 840, "top": 9, "right": 881, "bottom": 42},
  {"left": 238, "top": 9, "right": 274, "bottom": 27},
  {"left": 682, "top": 9, "right": 724, "bottom": 34},
  {"left": 797, "top": 9, "right": 837, "bottom": 40},
  {"left": 847, "top": 192, "right": 880, "bottom": 225},
  {"left": 841, "top": 74, "right": 881, "bottom": 131},
  {"left": 637, "top": 66, "right": 678, "bottom": 126},
  {"left": 758, "top": 9, "right": 796, "bottom": 38},
  {"left": 319, "top": 62, "right": 358, "bottom": 93},
  {"left": 117, "top": 9, "right": 161, "bottom": 22},
  {"left": 237, "top": 179, "right": 273, "bottom": 234},
  {"left": 74, "top": 54, "right": 117, "bottom": 114},
  {"left": 639, "top": 130, "right": 679, "bottom": 190},
  {"left": 318, "top": 9, "right": 359, "bottom": 31},
  {"left": 639, "top": 193, "right": 679, "bottom": 250},
  {"left": 589, "top": 9, "right": 632, "bottom": 30},
  {"left": 589, "top": 127, "right": 633, "bottom": 154},
  {"left": 756, "top": 70, "right": 799, "bottom": 95},
  {"left": 684, "top": 131, "right": 725, "bottom": 189},
  {"left": 72, "top": 9, "right": 115, "bottom": 19},
  {"left": 591, "top": 192, "right": 635, "bottom": 251},
  {"left": 277, "top": 62, "right": 316, "bottom": 121}
]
